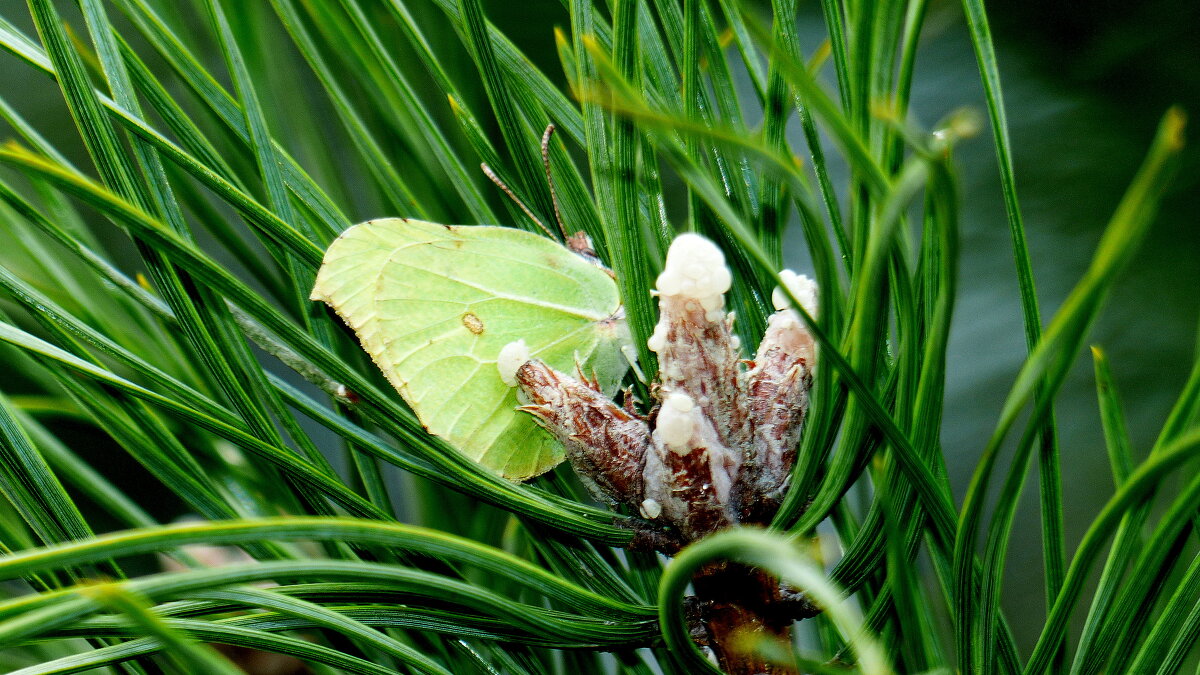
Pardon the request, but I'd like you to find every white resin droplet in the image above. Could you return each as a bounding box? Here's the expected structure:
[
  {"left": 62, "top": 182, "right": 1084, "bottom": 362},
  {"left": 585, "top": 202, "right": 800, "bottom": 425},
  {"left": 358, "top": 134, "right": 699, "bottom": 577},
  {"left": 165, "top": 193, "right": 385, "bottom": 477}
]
[
  {"left": 772, "top": 270, "right": 819, "bottom": 316},
  {"left": 639, "top": 498, "right": 662, "bottom": 519},
  {"left": 497, "top": 339, "right": 530, "bottom": 387},
  {"left": 656, "top": 271, "right": 682, "bottom": 296},
  {"left": 647, "top": 322, "right": 668, "bottom": 353},
  {"left": 769, "top": 313, "right": 799, "bottom": 332},
  {"left": 657, "top": 392, "right": 696, "bottom": 452},
  {"left": 655, "top": 234, "right": 731, "bottom": 322},
  {"left": 711, "top": 266, "right": 732, "bottom": 292}
]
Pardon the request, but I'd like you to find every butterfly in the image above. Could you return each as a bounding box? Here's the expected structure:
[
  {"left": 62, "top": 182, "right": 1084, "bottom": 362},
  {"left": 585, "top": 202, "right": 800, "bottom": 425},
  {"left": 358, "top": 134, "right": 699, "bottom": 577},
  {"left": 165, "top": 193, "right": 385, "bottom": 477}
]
[{"left": 310, "top": 217, "right": 630, "bottom": 480}]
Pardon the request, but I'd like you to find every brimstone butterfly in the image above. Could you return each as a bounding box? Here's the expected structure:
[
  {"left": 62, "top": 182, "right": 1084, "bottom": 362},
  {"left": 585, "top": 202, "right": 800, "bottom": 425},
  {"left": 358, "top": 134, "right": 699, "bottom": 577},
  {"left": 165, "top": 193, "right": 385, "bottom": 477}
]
[{"left": 311, "top": 218, "right": 629, "bottom": 480}]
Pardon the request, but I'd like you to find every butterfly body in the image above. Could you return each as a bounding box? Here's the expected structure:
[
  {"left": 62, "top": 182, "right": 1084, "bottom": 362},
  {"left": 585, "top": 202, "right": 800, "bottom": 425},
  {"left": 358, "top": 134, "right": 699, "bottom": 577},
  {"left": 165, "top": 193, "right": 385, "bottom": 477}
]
[{"left": 312, "top": 218, "right": 629, "bottom": 480}]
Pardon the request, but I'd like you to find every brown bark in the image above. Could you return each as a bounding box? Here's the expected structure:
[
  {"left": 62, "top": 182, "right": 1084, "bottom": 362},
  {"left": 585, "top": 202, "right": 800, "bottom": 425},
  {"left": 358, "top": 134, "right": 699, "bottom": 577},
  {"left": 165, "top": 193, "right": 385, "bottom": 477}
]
[{"left": 691, "top": 563, "right": 816, "bottom": 675}]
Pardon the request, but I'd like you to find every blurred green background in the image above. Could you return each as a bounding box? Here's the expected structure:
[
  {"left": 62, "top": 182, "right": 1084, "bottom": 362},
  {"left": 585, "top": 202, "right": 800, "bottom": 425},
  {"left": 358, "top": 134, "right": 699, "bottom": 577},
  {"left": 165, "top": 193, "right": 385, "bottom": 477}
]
[
  {"left": 0, "top": 0, "right": 1196, "bottom": 654},
  {"left": 909, "top": 0, "right": 1199, "bottom": 644}
]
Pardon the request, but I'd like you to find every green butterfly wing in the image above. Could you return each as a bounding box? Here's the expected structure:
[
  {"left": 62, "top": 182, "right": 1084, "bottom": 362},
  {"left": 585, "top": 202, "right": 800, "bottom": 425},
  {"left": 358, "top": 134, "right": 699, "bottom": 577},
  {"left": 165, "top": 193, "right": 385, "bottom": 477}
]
[{"left": 311, "top": 218, "right": 628, "bottom": 480}]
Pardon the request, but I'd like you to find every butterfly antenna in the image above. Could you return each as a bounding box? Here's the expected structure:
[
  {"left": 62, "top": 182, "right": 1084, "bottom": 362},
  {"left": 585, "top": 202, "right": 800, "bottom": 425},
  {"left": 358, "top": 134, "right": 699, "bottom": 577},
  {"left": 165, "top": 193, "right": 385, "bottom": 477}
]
[
  {"left": 541, "top": 124, "right": 569, "bottom": 241},
  {"left": 481, "top": 162, "right": 556, "bottom": 240}
]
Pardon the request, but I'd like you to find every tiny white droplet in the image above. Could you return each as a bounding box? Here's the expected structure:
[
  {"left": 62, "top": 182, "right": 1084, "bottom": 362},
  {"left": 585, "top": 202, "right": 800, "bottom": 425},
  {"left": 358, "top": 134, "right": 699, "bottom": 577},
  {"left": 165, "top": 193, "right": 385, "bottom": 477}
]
[
  {"left": 497, "top": 339, "right": 530, "bottom": 387},
  {"left": 656, "top": 271, "right": 682, "bottom": 296},
  {"left": 647, "top": 322, "right": 668, "bottom": 353},
  {"left": 772, "top": 270, "right": 819, "bottom": 316},
  {"left": 655, "top": 234, "right": 731, "bottom": 312},
  {"left": 657, "top": 392, "right": 696, "bottom": 452},
  {"left": 639, "top": 498, "right": 662, "bottom": 519},
  {"left": 666, "top": 393, "right": 694, "bottom": 412},
  {"left": 711, "top": 266, "right": 731, "bottom": 292}
]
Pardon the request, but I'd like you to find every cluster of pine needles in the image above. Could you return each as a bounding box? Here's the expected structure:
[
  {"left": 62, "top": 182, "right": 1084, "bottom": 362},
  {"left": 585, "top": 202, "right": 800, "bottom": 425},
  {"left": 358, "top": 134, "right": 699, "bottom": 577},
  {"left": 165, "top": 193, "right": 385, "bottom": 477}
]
[{"left": 0, "top": 0, "right": 1192, "bottom": 673}]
